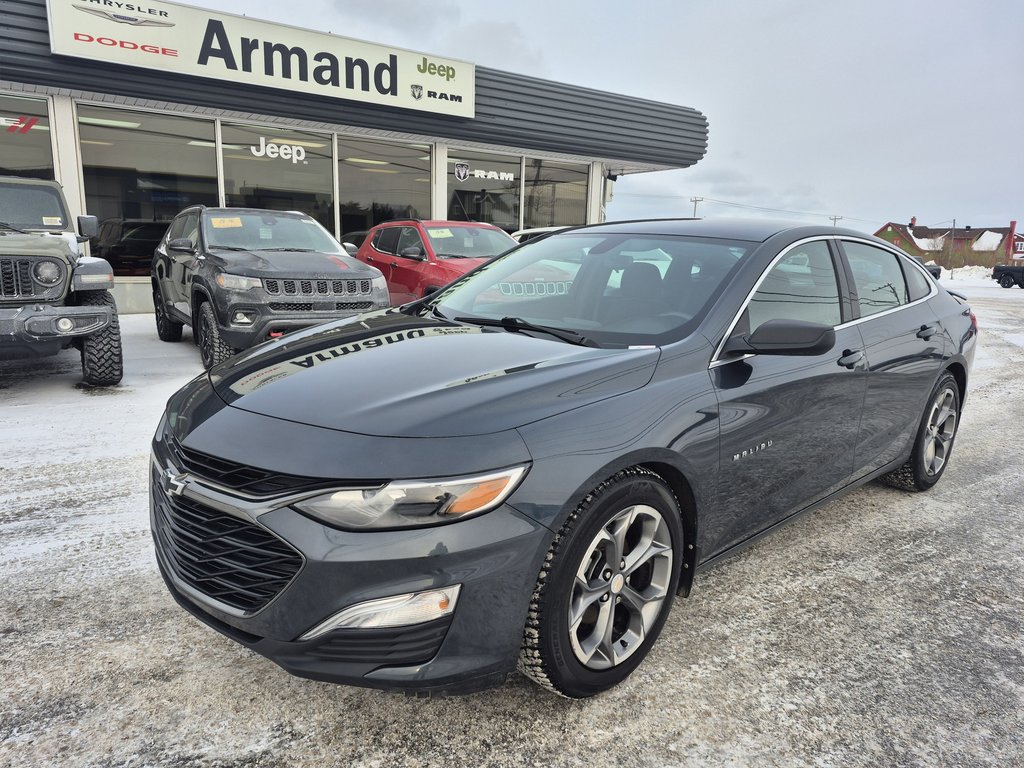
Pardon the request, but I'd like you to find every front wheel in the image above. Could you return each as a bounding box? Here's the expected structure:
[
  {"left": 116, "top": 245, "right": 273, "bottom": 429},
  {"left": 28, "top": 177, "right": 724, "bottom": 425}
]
[
  {"left": 519, "top": 467, "right": 683, "bottom": 698},
  {"left": 197, "top": 301, "right": 237, "bottom": 369},
  {"left": 77, "top": 290, "right": 124, "bottom": 386},
  {"left": 999, "top": 274, "right": 1015, "bottom": 288},
  {"left": 880, "top": 372, "right": 960, "bottom": 492}
]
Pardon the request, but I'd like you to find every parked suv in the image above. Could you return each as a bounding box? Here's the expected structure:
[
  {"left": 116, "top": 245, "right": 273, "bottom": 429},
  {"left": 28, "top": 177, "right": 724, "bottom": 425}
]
[
  {"left": 152, "top": 207, "right": 390, "bottom": 368},
  {"left": 353, "top": 219, "right": 516, "bottom": 304},
  {"left": 0, "top": 176, "right": 123, "bottom": 385}
]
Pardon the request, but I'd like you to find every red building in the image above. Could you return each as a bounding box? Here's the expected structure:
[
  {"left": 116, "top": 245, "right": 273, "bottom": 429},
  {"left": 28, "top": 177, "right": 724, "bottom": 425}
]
[{"left": 875, "top": 218, "right": 1019, "bottom": 268}]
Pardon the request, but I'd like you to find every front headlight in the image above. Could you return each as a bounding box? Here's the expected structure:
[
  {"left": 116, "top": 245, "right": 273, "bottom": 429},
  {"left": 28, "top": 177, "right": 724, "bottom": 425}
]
[
  {"left": 215, "top": 273, "right": 262, "bottom": 291},
  {"left": 370, "top": 274, "right": 390, "bottom": 305},
  {"left": 32, "top": 260, "right": 63, "bottom": 285},
  {"left": 293, "top": 465, "right": 529, "bottom": 530}
]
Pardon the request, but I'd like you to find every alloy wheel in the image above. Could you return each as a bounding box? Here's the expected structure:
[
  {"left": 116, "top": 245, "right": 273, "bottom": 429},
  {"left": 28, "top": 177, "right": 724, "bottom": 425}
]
[
  {"left": 568, "top": 504, "right": 673, "bottom": 670},
  {"left": 923, "top": 386, "right": 957, "bottom": 476}
]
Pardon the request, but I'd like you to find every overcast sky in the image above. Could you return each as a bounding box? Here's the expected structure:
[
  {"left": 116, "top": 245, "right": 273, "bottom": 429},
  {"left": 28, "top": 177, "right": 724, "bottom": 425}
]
[{"left": 201, "top": 0, "right": 1021, "bottom": 235}]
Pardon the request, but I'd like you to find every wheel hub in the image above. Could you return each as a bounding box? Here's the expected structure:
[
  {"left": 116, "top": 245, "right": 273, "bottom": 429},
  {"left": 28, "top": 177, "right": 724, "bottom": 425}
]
[{"left": 610, "top": 573, "right": 625, "bottom": 594}]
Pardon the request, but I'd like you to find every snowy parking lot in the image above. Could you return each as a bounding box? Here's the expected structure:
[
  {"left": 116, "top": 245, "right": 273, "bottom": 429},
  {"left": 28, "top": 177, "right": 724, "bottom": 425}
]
[{"left": 2, "top": 274, "right": 1023, "bottom": 767}]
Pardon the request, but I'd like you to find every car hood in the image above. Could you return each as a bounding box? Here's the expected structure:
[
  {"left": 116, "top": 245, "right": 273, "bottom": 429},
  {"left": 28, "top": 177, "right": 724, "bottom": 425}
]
[
  {"left": 214, "top": 249, "right": 378, "bottom": 278},
  {"left": 209, "top": 310, "right": 660, "bottom": 438}
]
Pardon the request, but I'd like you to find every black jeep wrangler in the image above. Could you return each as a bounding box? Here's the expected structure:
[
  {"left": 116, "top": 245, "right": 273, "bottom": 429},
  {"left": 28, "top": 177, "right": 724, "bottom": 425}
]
[
  {"left": 0, "top": 176, "right": 123, "bottom": 386},
  {"left": 152, "top": 207, "right": 390, "bottom": 368}
]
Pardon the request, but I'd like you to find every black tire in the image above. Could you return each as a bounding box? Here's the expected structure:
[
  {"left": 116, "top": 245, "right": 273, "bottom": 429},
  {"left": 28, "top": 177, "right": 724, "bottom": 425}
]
[
  {"left": 998, "top": 274, "right": 1015, "bottom": 288},
  {"left": 880, "top": 372, "right": 960, "bottom": 492},
  {"left": 197, "top": 301, "right": 237, "bottom": 369},
  {"left": 77, "top": 290, "right": 123, "bottom": 386},
  {"left": 519, "top": 467, "right": 684, "bottom": 698},
  {"left": 153, "top": 285, "right": 183, "bottom": 342}
]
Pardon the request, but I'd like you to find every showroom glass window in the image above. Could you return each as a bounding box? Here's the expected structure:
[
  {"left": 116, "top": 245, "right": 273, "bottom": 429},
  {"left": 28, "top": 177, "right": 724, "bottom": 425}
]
[
  {"left": 0, "top": 95, "right": 54, "bottom": 180},
  {"left": 523, "top": 159, "right": 588, "bottom": 229},
  {"left": 843, "top": 241, "right": 910, "bottom": 317},
  {"left": 745, "top": 241, "right": 841, "bottom": 332},
  {"left": 337, "top": 138, "right": 430, "bottom": 241},
  {"left": 447, "top": 150, "right": 520, "bottom": 233},
  {"left": 222, "top": 124, "right": 334, "bottom": 232},
  {"left": 78, "top": 106, "right": 218, "bottom": 276}
]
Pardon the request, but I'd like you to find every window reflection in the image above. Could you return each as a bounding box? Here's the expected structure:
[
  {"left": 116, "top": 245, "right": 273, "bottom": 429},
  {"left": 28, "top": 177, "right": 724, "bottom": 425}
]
[
  {"left": 222, "top": 123, "right": 334, "bottom": 233},
  {"left": 79, "top": 106, "right": 218, "bottom": 276},
  {"left": 0, "top": 95, "right": 53, "bottom": 180},
  {"left": 523, "top": 159, "right": 588, "bottom": 229},
  {"left": 447, "top": 150, "right": 520, "bottom": 233},
  {"left": 338, "top": 138, "right": 430, "bottom": 243}
]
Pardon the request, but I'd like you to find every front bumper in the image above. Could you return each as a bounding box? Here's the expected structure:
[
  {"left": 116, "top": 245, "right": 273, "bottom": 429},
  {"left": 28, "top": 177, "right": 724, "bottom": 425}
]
[
  {"left": 149, "top": 434, "right": 551, "bottom": 694},
  {"left": 217, "top": 302, "right": 384, "bottom": 349},
  {"left": 0, "top": 303, "right": 112, "bottom": 358}
]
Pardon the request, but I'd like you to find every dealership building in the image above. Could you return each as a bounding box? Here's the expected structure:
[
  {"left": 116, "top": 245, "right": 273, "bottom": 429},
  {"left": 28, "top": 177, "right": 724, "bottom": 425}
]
[{"left": 2, "top": 0, "right": 708, "bottom": 309}]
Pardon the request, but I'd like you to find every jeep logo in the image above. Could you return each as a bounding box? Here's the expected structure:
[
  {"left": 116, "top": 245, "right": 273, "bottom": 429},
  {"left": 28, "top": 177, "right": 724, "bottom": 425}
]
[
  {"left": 250, "top": 136, "right": 308, "bottom": 164},
  {"left": 416, "top": 56, "right": 456, "bottom": 81}
]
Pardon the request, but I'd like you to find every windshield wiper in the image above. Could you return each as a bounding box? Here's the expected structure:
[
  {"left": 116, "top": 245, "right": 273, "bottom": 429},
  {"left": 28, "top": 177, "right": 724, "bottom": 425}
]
[
  {"left": 253, "top": 247, "right": 317, "bottom": 252},
  {"left": 208, "top": 245, "right": 250, "bottom": 251},
  {"left": 0, "top": 222, "right": 31, "bottom": 234},
  {"left": 453, "top": 315, "right": 596, "bottom": 347}
]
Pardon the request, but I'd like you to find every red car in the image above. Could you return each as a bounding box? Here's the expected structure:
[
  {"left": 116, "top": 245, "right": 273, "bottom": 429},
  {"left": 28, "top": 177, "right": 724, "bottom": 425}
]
[{"left": 353, "top": 219, "right": 517, "bottom": 304}]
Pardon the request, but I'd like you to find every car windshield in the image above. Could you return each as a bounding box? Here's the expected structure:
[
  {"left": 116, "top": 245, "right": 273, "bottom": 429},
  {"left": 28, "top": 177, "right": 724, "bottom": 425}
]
[
  {"left": 202, "top": 212, "right": 343, "bottom": 253},
  {"left": 0, "top": 181, "right": 69, "bottom": 231},
  {"left": 432, "top": 232, "right": 751, "bottom": 347},
  {"left": 425, "top": 225, "right": 516, "bottom": 259}
]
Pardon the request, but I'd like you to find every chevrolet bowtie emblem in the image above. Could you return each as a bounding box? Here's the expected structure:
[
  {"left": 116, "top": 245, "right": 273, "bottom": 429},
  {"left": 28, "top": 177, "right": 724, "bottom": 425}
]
[{"left": 164, "top": 469, "right": 189, "bottom": 497}]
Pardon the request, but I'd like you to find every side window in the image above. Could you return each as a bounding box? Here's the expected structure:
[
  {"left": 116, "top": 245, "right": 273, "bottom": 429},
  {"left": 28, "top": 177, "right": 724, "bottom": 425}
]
[
  {"left": 396, "top": 227, "right": 425, "bottom": 258},
  {"left": 181, "top": 213, "right": 200, "bottom": 247},
  {"left": 166, "top": 215, "right": 186, "bottom": 243},
  {"left": 844, "top": 242, "right": 908, "bottom": 317},
  {"left": 745, "top": 241, "right": 841, "bottom": 332},
  {"left": 373, "top": 226, "right": 400, "bottom": 255},
  {"left": 903, "top": 258, "right": 932, "bottom": 302}
]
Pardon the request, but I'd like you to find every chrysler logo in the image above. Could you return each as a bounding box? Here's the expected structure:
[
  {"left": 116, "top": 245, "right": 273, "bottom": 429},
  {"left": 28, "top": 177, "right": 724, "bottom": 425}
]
[
  {"left": 73, "top": 4, "right": 176, "bottom": 27},
  {"left": 163, "top": 469, "right": 189, "bottom": 497}
]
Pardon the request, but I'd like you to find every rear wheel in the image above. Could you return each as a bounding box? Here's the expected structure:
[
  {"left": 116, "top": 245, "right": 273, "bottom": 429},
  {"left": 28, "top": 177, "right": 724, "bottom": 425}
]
[
  {"left": 153, "top": 285, "right": 183, "bottom": 342},
  {"left": 77, "top": 290, "right": 123, "bottom": 386},
  {"left": 197, "top": 301, "right": 237, "bottom": 369},
  {"left": 519, "top": 468, "right": 683, "bottom": 698},
  {"left": 880, "top": 372, "right": 960, "bottom": 492},
  {"left": 998, "top": 274, "right": 1015, "bottom": 288}
]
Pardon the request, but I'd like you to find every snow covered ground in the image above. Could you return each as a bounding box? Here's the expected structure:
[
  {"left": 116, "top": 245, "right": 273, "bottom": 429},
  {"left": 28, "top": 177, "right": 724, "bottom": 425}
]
[{"left": 1, "top": 281, "right": 1023, "bottom": 767}]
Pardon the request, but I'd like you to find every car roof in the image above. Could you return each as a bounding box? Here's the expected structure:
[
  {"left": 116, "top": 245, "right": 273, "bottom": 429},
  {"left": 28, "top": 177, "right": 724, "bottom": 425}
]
[
  {"left": 375, "top": 219, "right": 504, "bottom": 229},
  {"left": 572, "top": 218, "right": 873, "bottom": 243}
]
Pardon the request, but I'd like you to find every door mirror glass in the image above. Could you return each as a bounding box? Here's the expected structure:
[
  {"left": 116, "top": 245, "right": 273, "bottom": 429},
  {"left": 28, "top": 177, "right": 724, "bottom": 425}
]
[
  {"left": 342, "top": 242, "right": 358, "bottom": 256},
  {"left": 727, "top": 318, "right": 836, "bottom": 356},
  {"left": 168, "top": 237, "right": 195, "bottom": 253},
  {"left": 400, "top": 245, "right": 425, "bottom": 260},
  {"left": 77, "top": 215, "right": 99, "bottom": 239}
]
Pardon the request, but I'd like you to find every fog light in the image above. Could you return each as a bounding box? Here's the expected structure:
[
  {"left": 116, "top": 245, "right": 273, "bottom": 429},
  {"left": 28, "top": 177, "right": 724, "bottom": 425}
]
[
  {"left": 298, "top": 585, "right": 461, "bottom": 640},
  {"left": 231, "top": 310, "right": 255, "bottom": 325},
  {"left": 56, "top": 317, "right": 74, "bottom": 333}
]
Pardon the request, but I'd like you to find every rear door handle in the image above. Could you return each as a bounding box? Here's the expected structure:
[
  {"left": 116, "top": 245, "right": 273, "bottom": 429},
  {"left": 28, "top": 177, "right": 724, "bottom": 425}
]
[
  {"left": 917, "top": 324, "right": 939, "bottom": 340},
  {"left": 837, "top": 349, "right": 864, "bottom": 369}
]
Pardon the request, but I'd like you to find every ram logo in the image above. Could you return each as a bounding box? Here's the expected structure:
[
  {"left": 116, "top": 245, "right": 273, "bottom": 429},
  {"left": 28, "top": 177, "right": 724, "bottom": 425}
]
[
  {"left": 454, "top": 162, "right": 470, "bottom": 182},
  {"left": 410, "top": 84, "right": 423, "bottom": 100}
]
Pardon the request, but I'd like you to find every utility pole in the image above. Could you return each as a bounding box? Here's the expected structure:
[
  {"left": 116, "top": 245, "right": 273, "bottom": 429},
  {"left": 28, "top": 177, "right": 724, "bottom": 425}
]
[
  {"left": 690, "top": 197, "right": 703, "bottom": 218},
  {"left": 829, "top": 215, "right": 843, "bottom": 227}
]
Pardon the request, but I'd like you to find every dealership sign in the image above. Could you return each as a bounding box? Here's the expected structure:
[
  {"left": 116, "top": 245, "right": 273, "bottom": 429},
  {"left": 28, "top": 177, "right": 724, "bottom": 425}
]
[{"left": 46, "top": 0, "right": 475, "bottom": 118}]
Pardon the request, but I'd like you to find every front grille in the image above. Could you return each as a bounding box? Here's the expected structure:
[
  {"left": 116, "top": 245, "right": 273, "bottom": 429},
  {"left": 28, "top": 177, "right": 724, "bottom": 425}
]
[
  {"left": 167, "top": 435, "right": 336, "bottom": 496},
  {"left": 306, "top": 617, "right": 452, "bottom": 665},
  {"left": 269, "top": 302, "right": 314, "bottom": 312},
  {"left": 335, "top": 302, "right": 373, "bottom": 311},
  {"left": 0, "top": 258, "right": 37, "bottom": 299},
  {"left": 263, "top": 278, "right": 372, "bottom": 297},
  {"left": 152, "top": 480, "right": 303, "bottom": 614}
]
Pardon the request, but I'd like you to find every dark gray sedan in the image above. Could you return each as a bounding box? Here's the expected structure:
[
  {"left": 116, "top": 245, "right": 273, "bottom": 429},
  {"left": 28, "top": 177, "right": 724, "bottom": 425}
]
[{"left": 150, "top": 219, "right": 976, "bottom": 698}]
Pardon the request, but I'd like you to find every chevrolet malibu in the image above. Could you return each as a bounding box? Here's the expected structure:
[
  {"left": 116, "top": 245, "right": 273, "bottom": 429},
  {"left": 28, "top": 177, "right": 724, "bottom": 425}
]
[{"left": 151, "top": 219, "right": 976, "bottom": 698}]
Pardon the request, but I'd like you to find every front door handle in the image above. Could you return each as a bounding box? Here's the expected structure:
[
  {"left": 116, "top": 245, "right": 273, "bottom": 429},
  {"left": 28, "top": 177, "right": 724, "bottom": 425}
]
[
  {"left": 917, "top": 324, "right": 939, "bottom": 340},
  {"left": 837, "top": 349, "right": 864, "bottom": 369}
]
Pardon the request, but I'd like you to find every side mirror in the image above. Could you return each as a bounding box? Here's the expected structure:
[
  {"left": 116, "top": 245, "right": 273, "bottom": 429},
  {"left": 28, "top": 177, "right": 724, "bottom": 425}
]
[
  {"left": 724, "top": 319, "right": 836, "bottom": 356},
  {"left": 400, "top": 246, "right": 425, "bottom": 261},
  {"left": 342, "top": 242, "right": 358, "bottom": 256},
  {"left": 168, "top": 237, "right": 195, "bottom": 253},
  {"left": 77, "top": 215, "right": 99, "bottom": 239}
]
